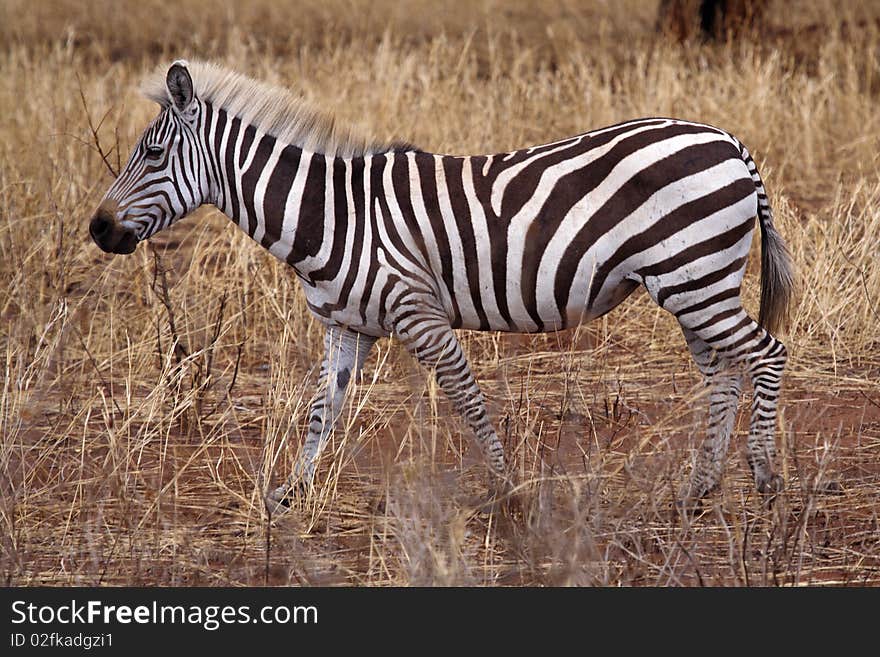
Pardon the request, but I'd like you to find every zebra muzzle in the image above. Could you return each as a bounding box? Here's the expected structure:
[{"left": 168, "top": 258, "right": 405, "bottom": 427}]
[{"left": 89, "top": 207, "right": 137, "bottom": 255}]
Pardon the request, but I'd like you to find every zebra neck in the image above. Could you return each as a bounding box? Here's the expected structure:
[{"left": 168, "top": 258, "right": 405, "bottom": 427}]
[{"left": 211, "top": 121, "right": 340, "bottom": 279}]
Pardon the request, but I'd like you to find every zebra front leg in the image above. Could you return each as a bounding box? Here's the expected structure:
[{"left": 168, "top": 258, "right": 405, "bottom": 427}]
[
  {"left": 394, "top": 316, "right": 509, "bottom": 490},
  {"left": 267, "top": 326, "right": 375, "bottom": 510}
]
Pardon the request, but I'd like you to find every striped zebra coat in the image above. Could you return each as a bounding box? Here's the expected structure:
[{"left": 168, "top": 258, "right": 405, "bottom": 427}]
[{"left": 89, "top": 61, "right": 793, "bottom": 508}]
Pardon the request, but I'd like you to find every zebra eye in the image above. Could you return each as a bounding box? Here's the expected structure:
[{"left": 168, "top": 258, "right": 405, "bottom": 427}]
[{"left": 145, "top": 145, "right": 164, "bottom": 159}]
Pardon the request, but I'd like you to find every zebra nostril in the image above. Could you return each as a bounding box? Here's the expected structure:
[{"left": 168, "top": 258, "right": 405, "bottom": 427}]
[{"left": 89, "top": 214, "right": 111, "bottom": 238}]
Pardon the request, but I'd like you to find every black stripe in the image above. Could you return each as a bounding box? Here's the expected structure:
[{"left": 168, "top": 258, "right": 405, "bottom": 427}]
[
  {"left": 211, "top": 108, "right": 228, "bottom": 209},
  {"left": 240, "top": 131, "right": 274, "bottom": 237},
  {"left": 636, "top": 207, "right": 755, "bottom": 281},
  {"left": 674, "top": 287, "right": 740, "bottom": 318},
  {"left": 261, "top": 144, "right": 301, "bottom": 250},
  {"left": 239, "top": 124, "right": 256, "bottom": 169},
  {"left": 371, "top": 171, "right": 435, "bottom": 295},
  {"left": 290, "top": 154, "right": 326, "bottom": 262},
  {"left": 389, "top": 155, "right": 431, "bottom": 272},
  {"left": 443, "top": 156, "right": 489, "bottom": 330},
  {"left": 174, "top": 118, "right": 197, "bottom": 204},
  {"left": 498, "top": 119, "right": 676, "bottom": 219},
  {"left": 225, "top": 115, "right": 242, "bottom": 225},
  {"left": 688, "top": 306, "right": 743, "bottom": 333},
  {"left": 415, "top": 152, "right": 461, "bottom": 327},
  {"left": 376, "top": 156, "right": 430, "bottom": 282},
  {"left": 486, "top": 119, "right": 668, "bottom": 183},
  {"left": 360, "top": 155, "right": 386, "bottom": 324},
  {"left": 656, "top": 255, "right": 748, "bottom": 307},
  {"left": 701, "top": 313, "right": 754, "bottom": 346},
  {"left": 201, "top": 104, "right": 222, "bottom": 199},
  {"left": 309, "top": 156, "right": 348, "bottom": 282},
  {"left": 377, "top": 275, "right": 399, "bottom": 329},
  {"left": 723, "top": 323, "right": 772, "bottom": 354}
]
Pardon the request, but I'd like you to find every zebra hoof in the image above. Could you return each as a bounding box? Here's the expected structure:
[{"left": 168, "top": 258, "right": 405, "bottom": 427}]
[
  {"left": 264, "top": 482, "right": 306, "bottom": 515},
  {"left": 815, "top": 479, "right": 843, "bottom": 495},
  {"left": 674, "top": 496, "right": 705, "bottom": 517},
  {"left": 473, "top": 496, "right": 505, "bottom": 515},
  {"left": 490, "top": 473, "right": 515, "bottom": 498},
  {"left": 472, "top": 491, "right": 520, "bottom": 516},
  {"left": 676, "top": 480, "right": 718, "bottom": 515},
  {"left": 756, "top": 473, "right": 784, "bottom": 495}
]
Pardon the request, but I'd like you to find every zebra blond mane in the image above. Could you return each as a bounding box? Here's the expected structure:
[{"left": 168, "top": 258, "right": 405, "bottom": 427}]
[{"left": 140, "top": 60, "right": 406, "bottom": 158}]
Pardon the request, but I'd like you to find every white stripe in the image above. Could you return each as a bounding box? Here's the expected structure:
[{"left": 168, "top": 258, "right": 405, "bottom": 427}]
[
  {"left": 230, "top": 122, "right": 249, "bottom": 230},
  {"left": 462, "top": 157, "right": 506, "bottom": 329},
  {"left": 481, "top": 155, "right": 494, "bottom": 177},
  {"left": 406, "top": 152, "right": 455, "bottom": 316},
  {"left": 376, "top": 156, "right": 434, "bottom": 285},
  {"left": 216, "top": 113, "right": 235, "bottom": 216}
]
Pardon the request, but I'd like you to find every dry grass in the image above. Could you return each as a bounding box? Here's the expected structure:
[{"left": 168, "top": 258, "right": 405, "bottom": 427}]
[{"left": 1, "top": 0, "right": 879, "bottom": 586}]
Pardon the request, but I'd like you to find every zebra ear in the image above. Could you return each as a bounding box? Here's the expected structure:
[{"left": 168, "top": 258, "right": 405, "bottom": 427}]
[{"left": 166, "top": 60, "right": 194, "bottom": 114}]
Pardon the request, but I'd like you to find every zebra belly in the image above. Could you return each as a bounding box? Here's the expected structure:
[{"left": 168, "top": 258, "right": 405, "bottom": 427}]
[
  {"left": 297, "top": 276, "right": 393, "bottom": 338},
  {"left": 449, "top": 268, "right": 636, "bottom": 334}
]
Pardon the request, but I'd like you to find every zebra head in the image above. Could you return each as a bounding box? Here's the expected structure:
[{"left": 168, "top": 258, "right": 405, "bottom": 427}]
[{"left": 89, "top": 61, "right": 211, "bottom": 254}]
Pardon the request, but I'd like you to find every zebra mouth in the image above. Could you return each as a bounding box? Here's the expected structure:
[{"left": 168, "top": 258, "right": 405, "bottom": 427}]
[
  {"left": 89, "top": 213, "right": 139, "bottom": 255},
  {"left": 107, "top": 231, "right": 138, "bottom": 254}
]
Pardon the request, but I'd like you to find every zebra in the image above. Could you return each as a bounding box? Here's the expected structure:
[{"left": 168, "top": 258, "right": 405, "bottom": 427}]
[{"left": 88, "top": 60, "right": 793, "bottom": 509}]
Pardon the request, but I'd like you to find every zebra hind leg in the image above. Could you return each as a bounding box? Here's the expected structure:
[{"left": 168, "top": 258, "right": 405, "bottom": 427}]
[
  {"left": 745, "top": 331, "right": 787, "bottom": 494},
  {"left": 678, "top": 327, "right": 744, "bottom": 505},
  {"left": 678, "top": 309, "right": 787, "bottom": 501}
]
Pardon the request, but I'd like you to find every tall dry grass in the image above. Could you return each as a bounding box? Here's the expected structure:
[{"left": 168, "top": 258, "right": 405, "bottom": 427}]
[{"left": 1, "top": 0, "right": 878, "bottom": 586}]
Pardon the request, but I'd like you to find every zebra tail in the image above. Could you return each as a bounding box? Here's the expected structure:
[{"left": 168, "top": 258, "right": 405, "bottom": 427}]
[{"left": 739, "top": 143, "right": 794, "bottom": 335}]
